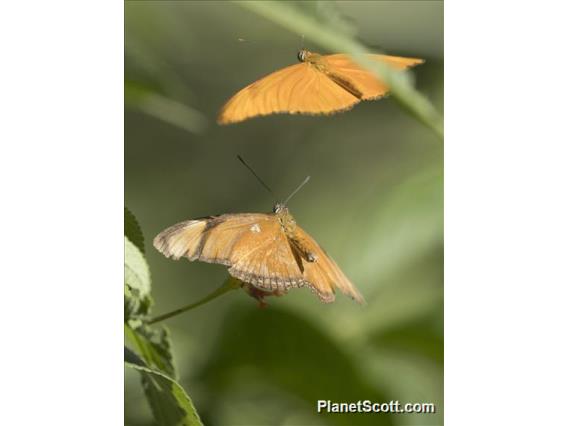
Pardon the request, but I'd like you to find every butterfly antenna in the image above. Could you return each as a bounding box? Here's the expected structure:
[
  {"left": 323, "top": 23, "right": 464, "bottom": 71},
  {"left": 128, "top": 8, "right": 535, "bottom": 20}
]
[
  {"left": 284, "top": 176, "right": 310, "bottom": 205},
  {"left": 237, "top": 155, "right": 274, "bottom": 195}
]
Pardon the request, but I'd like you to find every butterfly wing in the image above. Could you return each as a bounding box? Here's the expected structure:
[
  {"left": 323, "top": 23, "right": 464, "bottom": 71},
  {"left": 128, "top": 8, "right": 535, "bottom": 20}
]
[
  {"left": 324, "top": 54, "right": 424, "bottom": 100},
  {"left": 225, "top": 218, "right": 336, "bottom": 302},
  {"left": 153, "top": 213, "right": 338, "bottom": 302},
  {"left": 218, "top": 62, "right": 360, "bottom": 124},
  {"left": 153, "top": 219, "right": 208, "bottom": 261},
  {"left": 291, "top": 225, "right": 365, "bottom": 304},
  {"left": 153, "top": 213, "right": 269, "bottom": 264}
]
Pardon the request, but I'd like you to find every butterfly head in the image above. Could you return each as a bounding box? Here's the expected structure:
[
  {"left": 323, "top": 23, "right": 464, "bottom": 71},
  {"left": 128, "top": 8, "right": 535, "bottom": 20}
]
[
  {"left": 273, "top": 202, "right": 297, "bottom": 235},
  {"left": 273, "top": 176, "right": 310, "bottom": 220},
  {"left": 272, "top": 202, "right": 288, "bottom": 214},
  {"left": 297, "top": 48, "right": 309, "bottom": 62}
]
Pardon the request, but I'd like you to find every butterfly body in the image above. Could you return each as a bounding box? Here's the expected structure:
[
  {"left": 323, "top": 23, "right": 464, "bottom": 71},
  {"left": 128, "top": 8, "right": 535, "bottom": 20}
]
[
  {"left": 154, "top": 204, "right": 363, "bottom": 304},
  {"left": 297, "top": 49, "right": 326, "bottom": 71},
  {"left": 218, "top": 49, "right": 424, "bottom": 124},
  {"left": 273, "top": 203, "right": 299, "bottom": 239}
]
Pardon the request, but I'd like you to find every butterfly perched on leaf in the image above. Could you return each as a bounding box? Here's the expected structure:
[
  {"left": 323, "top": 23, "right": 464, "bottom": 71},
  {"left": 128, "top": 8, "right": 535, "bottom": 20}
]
[
  {"left": 218, "top": 48, "right": 424, "bottom": 124},
  {"left": 153, "top": 164, "right": 364, "bottom": 306}
]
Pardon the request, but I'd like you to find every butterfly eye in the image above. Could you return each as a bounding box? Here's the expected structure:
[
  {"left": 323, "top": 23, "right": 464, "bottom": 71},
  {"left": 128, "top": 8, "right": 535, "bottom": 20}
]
[{"left": 297, "top": 50, "right": 306, "bottom": 62}]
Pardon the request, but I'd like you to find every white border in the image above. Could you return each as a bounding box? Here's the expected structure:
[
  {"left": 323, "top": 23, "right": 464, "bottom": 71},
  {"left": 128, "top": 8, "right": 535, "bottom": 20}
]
[
  {"left": 446, "top": 1, "right": 568, "bottom": 424},
  {"left": 0, "top": 2, "right": 123, "bottom": 424},
  {"left": 1, "top": 1, "right": 567, "bottom": 424}
]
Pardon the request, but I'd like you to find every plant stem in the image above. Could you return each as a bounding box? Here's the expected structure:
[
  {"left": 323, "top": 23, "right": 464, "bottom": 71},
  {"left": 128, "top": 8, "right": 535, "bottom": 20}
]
[
  {"left": 236, "top": 1, "right": 443, "bottom": 140},
  {"left": 148, "top": 278, "right": 241, "bottom": 324}
]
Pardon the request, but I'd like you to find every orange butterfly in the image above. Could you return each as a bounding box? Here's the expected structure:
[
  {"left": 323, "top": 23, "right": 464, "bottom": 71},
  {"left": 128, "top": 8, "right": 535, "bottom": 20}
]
[
  {"left": 153, "top": 163, "right": 363, "bottom": 305},
  {"left": 218, "top": 48, "right": 424, "bottom": 124}
]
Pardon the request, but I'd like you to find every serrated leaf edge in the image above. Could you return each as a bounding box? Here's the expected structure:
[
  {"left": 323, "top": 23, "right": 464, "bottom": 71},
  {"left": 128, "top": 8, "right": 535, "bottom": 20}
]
[{"left": 125, "top": 361, "right": 203, "bottom": 426}]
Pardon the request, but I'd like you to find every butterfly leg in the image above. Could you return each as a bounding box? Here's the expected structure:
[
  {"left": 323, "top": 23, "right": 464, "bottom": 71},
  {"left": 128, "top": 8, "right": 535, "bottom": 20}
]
[{"left": 241, "top": 282, "right": 288, "bottom": 308}]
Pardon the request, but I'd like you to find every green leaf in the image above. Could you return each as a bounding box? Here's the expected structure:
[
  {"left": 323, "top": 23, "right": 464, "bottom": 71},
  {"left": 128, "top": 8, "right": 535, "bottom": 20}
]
[
  {"left": 125, "top": 347, "right": 203, "bottom": 426},
  {"left": 125, "top": 235, "right": 152, "bottom": 319},
  {"left": 125, "top": 236, "right": 151, "bottom": 295},
  {"left": 125, "top": 323, "right": 176, "bottom": 378},
  {"left": 236, "top": 1, "right": 443, "bottom": 139},
  {"left": 125, "top": 206, "right": 145, "bottom": 254}
]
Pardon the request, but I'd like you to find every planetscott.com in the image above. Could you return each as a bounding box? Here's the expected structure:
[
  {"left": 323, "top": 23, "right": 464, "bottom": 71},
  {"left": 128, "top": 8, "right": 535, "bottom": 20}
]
[{"left": 317, "top": 400, "right": 436, "bottom": 414}]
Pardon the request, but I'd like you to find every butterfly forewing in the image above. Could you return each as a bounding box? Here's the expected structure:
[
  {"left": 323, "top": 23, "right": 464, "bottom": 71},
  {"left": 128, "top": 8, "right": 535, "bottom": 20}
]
[
  {"left": 218, "top": 62, "right": 360, "bottom": 125},
  {"left": 153, "top": 220, "right": 208, "bottom": 260},
  {"left": 325, "top": 54, "right": 425, "bottom": 101},
  {"left": 370, "top": 54, "right": 425, "bottom": 70},
  {"left": 154, "top": 213, "right": 267, "bottom": 264},
  {"left": 197, "top": 214, "right": 271, "bottom": 264}
]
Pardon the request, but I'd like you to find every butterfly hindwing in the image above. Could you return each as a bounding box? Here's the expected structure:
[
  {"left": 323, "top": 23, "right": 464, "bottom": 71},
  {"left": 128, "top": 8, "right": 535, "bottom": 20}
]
[
  {"left": 219, "top": 217, "right": 341, "bottom": 302},
  {"left": 227, "top": 219, "right": 305, "bottom": 291},
  {"left": 291, "top": 225, "right": 365, "bottom": 304}
]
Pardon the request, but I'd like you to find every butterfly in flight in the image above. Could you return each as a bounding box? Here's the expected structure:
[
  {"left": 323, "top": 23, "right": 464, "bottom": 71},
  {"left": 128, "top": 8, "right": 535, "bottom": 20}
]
[
  {"left": 153, "top": 157, "right": 364, "bottom": 306},
  {"left": 218, "top": 48, "right": 424, "bottom": 124}
]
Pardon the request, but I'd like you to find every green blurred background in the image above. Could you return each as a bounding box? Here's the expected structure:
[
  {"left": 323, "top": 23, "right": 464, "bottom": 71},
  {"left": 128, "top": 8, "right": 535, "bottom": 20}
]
[{"left": 125, "top": 1, "right": 443, "bottom": 425}]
